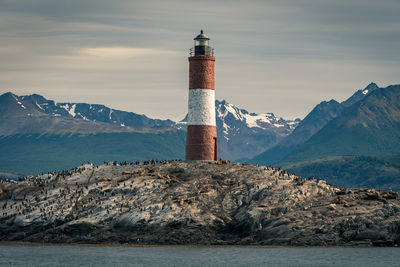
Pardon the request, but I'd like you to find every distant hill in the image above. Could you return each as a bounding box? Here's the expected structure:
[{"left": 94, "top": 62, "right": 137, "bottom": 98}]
[
  {"left": 281, "top": 84, "right": 400, "bottom": 164},
  {"left": 277, "top": 84, "right": 400, "bottom": 191},
  {"left": 0, "top": 131, "right": 186, "bottom": 176},
  {"left": 251, "top": 83, "right": 380, "bottom": 165},
  {"left": 283, "top": 155, "right": 400, "bottom": 192},
  {"left": 251, "top": 99, "right": 344, "bottom": 165},
  {"left": 0, "top": 92, "right": 176, "bottom": 136},
  {"left": 250, "top": 83, "right": 400, "bottom": 191}
]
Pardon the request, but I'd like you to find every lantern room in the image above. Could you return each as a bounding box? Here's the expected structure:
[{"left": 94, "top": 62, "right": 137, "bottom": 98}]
[{"left": 190, "top": 30, "right": 214, "bottom": 56}]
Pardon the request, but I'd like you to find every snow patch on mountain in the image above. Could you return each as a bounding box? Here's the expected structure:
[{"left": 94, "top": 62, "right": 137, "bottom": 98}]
[
  {"left": 212, "top": 100, "right": 301, "bottom": 160},
  {"left": 35, "top": 102, "right": 44, "bottom": 111},
  {"left": 12, "top": 95, "right": 27, "bottom": 110},
  {"left": 60, "top": 104, "right": 77, "bottom": 117},
  {"left": 216, "top": 100, "right": 299, "bottom": 131},
  {"left": 18, "top": 102, "right": 26, "bottom": 110}
]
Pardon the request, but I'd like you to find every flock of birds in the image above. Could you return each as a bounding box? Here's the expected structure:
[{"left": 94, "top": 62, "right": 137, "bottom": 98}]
[
  {"left": 0, "top": 159, "right": 185, "bottom": 222},
  {"left": 0, "top": 158, "right": 328, "bottom": 224}
]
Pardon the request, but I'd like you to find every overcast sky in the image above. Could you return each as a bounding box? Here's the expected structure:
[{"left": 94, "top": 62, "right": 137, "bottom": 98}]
[{"left": 0, "top": 0, "right": 399, "bottom": 121}]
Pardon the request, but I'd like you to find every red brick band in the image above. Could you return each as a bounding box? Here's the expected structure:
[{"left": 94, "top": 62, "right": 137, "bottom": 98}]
[
  {"left": 185, "top": 125, "right": 218, "bottom": 161},
  {"left": 189, "top": 56, "right": 215, "bottom": 90}
]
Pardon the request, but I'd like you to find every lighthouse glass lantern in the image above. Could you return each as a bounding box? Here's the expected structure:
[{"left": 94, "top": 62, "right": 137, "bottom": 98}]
[{"left": 192, "top": 30, "right": 214, "bottom": 56}]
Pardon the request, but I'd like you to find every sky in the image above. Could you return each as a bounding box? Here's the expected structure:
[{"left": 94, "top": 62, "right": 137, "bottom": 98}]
[{"left": 0, "top": 0, "right": 399, "bottom": 121}]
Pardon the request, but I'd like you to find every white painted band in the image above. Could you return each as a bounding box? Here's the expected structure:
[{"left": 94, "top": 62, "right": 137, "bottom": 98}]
[{"left": 188, "top": 89, "right": 216, "bottom": 126}]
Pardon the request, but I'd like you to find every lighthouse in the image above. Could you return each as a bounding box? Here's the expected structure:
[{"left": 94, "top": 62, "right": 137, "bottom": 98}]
[{"left": 185, "top": 30, "right": 218, "bottom": 161}]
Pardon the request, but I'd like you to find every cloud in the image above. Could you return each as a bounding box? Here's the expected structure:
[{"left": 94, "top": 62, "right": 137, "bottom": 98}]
[
  {"left": 0, "top": 0, "right": 399, "bottom": 120},
  {"left": 80, "top": 47, "right": 179, "bottom": 58}
]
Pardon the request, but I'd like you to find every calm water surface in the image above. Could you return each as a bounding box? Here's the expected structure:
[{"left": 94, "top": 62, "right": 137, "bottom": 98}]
[{"left": 0, "top": 245, "right": 399, "bottom": 266}]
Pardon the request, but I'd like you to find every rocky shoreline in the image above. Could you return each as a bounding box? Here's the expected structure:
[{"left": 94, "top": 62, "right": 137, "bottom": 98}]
[{"left": 1, "top": 161, "right": 399, "bottom": 246}]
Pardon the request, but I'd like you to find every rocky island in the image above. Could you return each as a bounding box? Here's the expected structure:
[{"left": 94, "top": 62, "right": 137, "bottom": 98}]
[{"left": 0, "top": 161, "right": 399, "bottom": 246}]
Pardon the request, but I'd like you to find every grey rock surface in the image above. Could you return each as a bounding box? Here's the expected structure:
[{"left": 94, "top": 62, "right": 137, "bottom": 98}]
[{"left": 0, "top": 161, "right": 399, "bottom": 246}]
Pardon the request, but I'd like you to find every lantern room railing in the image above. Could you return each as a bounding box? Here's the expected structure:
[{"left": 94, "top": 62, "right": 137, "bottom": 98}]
[{"left": 190, "top": 46, "right": 214, "bottom": 56}]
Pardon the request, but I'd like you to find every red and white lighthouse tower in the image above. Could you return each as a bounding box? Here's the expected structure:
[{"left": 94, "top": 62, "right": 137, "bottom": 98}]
[{"left": 185, "top": 30, "right": 218, "bottom": 161}]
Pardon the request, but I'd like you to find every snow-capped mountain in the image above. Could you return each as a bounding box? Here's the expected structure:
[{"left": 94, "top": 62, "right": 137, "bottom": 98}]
[
  {"left": 23, "top": 93, "right": 176, "bottom": 129},
  {"left": 0, "top": 92, "right": 177, "bottom": 136},
  {"left": 0, "top": 92, "right": 300, "bottom": 161},
  {"left": 180, "top": 100, "right": 300, "bottom": 160},
  {"left": 216, "top": 100, "right": 299, "bottom": 135},
  {"left": 214, "top": 100, "right": 300, "bottom": 160}
]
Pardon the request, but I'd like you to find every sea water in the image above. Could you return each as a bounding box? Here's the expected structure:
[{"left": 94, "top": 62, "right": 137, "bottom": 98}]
[{"left": 0, "top": 245, "right": 398, "bottom": 266}]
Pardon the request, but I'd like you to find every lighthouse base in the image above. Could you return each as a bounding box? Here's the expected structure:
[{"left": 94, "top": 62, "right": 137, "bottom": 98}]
[{"left": 185, "top": 125, "right": 217, "bottom": 161}]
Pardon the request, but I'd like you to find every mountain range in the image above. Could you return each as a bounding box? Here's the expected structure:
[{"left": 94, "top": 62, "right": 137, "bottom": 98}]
[
  {"left": 281, "top": 84, "right": 400, "bottom": 163},
  {"left": 251, "top": 82, "right": 380, "bottom": 165},
  {"left": 251, "top": 83, "right": 400, "bottom": 191},
  {"left": 0, "top": 92, "right": 298, "bottom": 175},
  {"left": 1, "top": 82, "right": 399, "bottom": 191},
  {"left": 212, "top": 100, "right": 299, "bottom": 160},
  {"left": 0, "top": 92, "right": 176, "bottom": 136}
]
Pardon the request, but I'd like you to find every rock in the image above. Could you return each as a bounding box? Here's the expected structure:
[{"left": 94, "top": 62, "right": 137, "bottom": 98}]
[
  {"left": 262, "top": 224, "right": 292, "bottom": 238},
  {"left": 372, "top": 240, "right": 394, "bottom": 246},
  {"left": 0, "top": 161, "right": 399, "bottom": 246},
  {"left": 341, "top": 230, "right": 357, "bottom": 240},
  {"left": 355, "top": 230, "right": 386, "bottom": 240}
]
